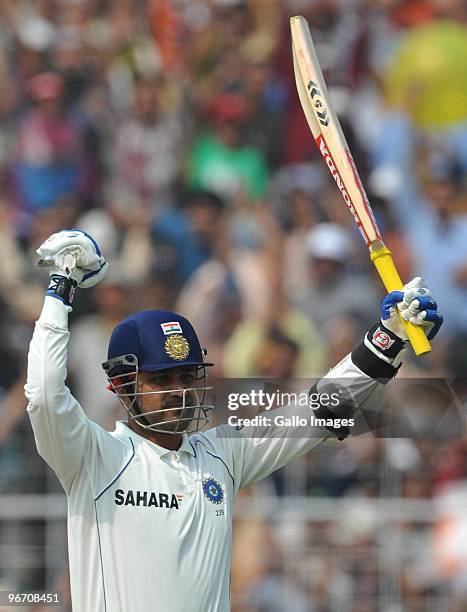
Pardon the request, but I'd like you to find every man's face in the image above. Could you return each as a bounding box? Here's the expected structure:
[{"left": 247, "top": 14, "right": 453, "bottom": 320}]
[
  {"left": 133, "top": 366, "right": 200, "bottom": 433},
  {"left": 309, "top": 257, "right": 343, "bottom": 286},
  {"left": 134, "top": 81, "right": 157, "bottom": 122}
]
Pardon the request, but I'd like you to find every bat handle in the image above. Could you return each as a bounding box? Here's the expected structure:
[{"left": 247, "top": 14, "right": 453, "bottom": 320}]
[{"left": 370, "top": 246, "right": 432, "bottom": 356}]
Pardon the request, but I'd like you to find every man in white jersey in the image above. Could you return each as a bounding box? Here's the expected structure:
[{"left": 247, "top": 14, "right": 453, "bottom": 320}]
[{"left": 25, "top": 230, "right": 443, "bottom": 612}]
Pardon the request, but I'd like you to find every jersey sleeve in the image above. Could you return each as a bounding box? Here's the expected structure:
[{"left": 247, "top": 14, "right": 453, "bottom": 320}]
[
  {"left": 24, "top": 297, "right": 129, "bottom": 495},
  {"left": 207, "top": 352, "right": 383, "bottom": 493}
]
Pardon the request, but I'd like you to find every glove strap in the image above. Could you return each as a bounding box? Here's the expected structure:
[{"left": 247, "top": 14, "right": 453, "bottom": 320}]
[
  {"left": 351, "top": 321, "right": 406, "bottom": 384},
  {"left": 47, "top": 274, "right": 77, "bottom": 306},
  {"left": 365, "top": 321, "right": 405, "bottom": 360}
]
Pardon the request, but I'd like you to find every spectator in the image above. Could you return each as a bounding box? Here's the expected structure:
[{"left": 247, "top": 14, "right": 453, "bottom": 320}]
[
  {"left": 13, "top": 72, "right": 84, "bottom": 219},
  {"left": 108, "top": 76, "right": 185, "bottom": 218},
  {"left": 371, "top": 115, "right": 467, "bottom": 336},
  {"left": 295, "top": 223, "right": 379, "bottom": 332},
  {"left": 186, "top": 93, "right": 269, "bottom": 202},
  {"left": 152, "top": 190, "right": 225, "bottom": 288},
  {"left": 383, "top": 10, "right": 467, "bottom": 131}
]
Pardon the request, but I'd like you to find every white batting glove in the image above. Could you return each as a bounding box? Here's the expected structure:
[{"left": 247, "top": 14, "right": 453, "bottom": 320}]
[
  {"left": 36, "top": 229, "right": 108, "bottom": 306},
  {"left": 36, "top": 229, "right": 108, "bottom": 288},
  {"left": 357, "top": 277, "right": 443, "bottom": 375},
  {"left": 381, "top": 277, "right": 443, "bottom": 342}
]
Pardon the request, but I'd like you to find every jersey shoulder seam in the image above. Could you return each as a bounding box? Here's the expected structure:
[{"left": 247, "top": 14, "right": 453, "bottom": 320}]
[
  {"left": 94, "top": 437, "right": 135, "bottom": 501},
  {"left": 190, "top": 438, "right": 234, "bottom": 486}
]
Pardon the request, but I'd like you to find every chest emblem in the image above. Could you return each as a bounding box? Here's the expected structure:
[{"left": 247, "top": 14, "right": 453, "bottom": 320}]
[{"left": 202, "top": 477, "right": 224, "bottom": 505}]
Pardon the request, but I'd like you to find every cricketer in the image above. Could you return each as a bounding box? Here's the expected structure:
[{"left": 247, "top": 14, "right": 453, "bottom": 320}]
[{"left": 25, "top": 229, "right": 443, "bottom": 611}]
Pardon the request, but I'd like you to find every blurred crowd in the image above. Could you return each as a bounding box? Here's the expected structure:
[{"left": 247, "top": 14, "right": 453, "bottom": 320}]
[{"left": 0, "top": 0, "right": 466, "bottom": 609}]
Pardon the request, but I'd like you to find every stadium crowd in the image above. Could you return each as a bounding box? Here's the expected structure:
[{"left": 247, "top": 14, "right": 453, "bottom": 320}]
[{"left": 0, "top": 0, "right": 466, "bottom": 609}]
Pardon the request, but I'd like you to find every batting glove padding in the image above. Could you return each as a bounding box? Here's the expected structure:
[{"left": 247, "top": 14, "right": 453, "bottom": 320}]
[
  {"left": 352, "top": 277, "right": 443, "bottom": 381},
  {"left": 381, "top": 277, "right": 443, "bottom": 342},
  {"left": 36, "top": 229, "right": 108, "bottom": 289}
]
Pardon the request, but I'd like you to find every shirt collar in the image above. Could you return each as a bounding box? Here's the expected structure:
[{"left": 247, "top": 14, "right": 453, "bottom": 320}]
[{"left": 114, "top": 420, "right": 196, "bottom": 457}]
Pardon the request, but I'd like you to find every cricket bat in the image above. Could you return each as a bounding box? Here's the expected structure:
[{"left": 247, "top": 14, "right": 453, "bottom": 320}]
[{"left": 290, "top": 15, "right": 431, "bottom": 356}]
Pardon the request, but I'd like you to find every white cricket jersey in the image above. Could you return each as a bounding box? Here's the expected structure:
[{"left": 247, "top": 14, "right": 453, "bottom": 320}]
[{"left": 25, "top": 297, "right": 381, "bottom": 612}]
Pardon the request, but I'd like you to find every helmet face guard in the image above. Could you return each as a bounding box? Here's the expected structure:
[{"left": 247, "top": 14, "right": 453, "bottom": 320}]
[{"left": 103, "top": 354, "right": 214, "bottom": 435}]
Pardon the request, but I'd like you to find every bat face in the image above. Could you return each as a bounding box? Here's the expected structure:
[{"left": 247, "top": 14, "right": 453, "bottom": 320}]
[
  {"left": 315, "top": 134, "right": 364, "bottom": 234},
  {"left": 290, "top": 15, "right": 432, "bottom": 356},
  {"left": 291, "top": 16, "right": 382, "bottom": 249}
]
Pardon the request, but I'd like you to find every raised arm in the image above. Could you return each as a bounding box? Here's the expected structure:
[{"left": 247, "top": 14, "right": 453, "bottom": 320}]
[
  {"left": 208, "top": 278, "right": 443, "bottom": 491},
  {"left": 24, "top": 230, "right": 108, "bottom": 492}
]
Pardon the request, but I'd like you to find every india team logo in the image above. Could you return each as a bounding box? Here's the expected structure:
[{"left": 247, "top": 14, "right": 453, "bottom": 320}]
[
  {"left": 164, "top": 334, "right": 190, "bottom": 360},
  {"left": 202, "top": 477, "right": 224, "bottom": 505}
]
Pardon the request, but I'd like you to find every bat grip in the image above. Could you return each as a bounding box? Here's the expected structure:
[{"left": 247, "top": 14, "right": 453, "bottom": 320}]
[{"left": 370, "top": 247, "right": 432, "bottom": 356}]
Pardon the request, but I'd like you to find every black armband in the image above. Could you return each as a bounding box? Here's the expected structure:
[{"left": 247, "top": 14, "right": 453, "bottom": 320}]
[
  {"left": 46, "top": 274, "right": 77, "bottom": 306},
  {"left": 310, "top": 382, "right": 356, "bottom": 441},
  {"left": 314, "top": 403, "right": 350, "bottom": 440},
  {"left": 351, "top": 322, "right": 404, "bottom": 383}
]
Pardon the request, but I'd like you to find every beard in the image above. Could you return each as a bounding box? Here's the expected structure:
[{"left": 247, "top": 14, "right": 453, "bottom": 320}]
[{"left": 143, "top": 393, "right": 197, "bottom": 433}]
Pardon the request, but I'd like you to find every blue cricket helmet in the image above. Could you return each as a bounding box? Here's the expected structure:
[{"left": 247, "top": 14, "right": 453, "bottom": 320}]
[{"left": 103, "top": 310, "right": 213, "bottom": 374}]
